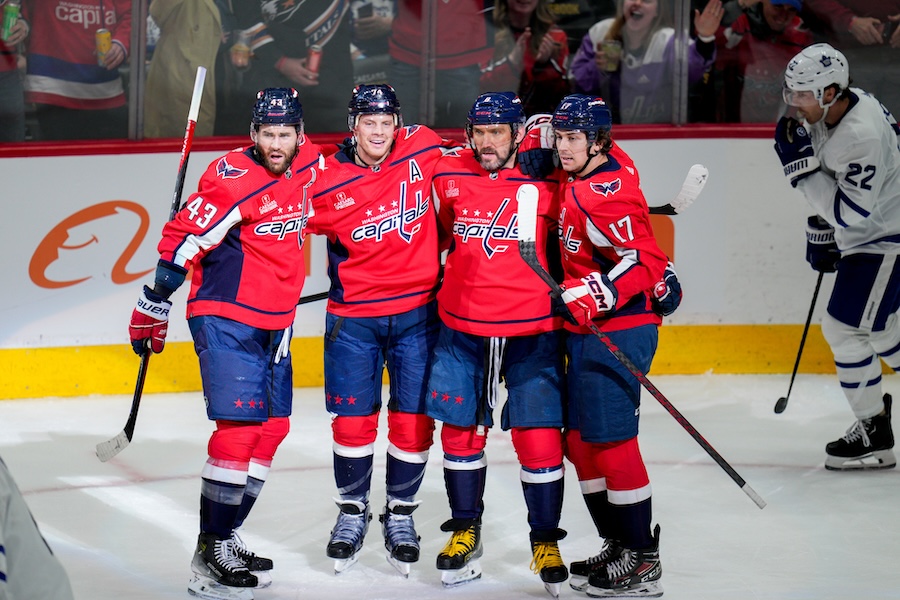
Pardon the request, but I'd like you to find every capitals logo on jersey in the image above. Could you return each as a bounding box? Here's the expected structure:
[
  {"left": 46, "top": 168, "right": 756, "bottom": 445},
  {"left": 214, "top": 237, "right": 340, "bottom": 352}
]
[
  {"left": 451, "top": 198, "right": 517, "bottom": 259},
  {"left": 216, "top": 157, "right": 248, "bottom": 180},
  {"left": 590, "top": 179, "right": 622, "bottom": 197},
  {"left": 350, "top": 180, "right": 429, "bottom": 244},
  {"left": 559, "top": 208, "right": 582, "bottom": 254}
]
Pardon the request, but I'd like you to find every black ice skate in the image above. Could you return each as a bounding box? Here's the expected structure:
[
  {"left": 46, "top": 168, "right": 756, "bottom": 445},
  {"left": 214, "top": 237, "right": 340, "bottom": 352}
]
[
  {"left": 230, "top": 530, "right": 273, "bottom": 588},
  {"left": 585, "top": 525, "right": 662, "bottom": 599},
  {"left": 825, "top": 394, "right": 896, "bottom": 471},
  {"left": 436, "top": 519, "right": 483, "bottom": 588},
  {"left": 530, "top": 539, "right": 569, "bottom": 599},
  {"left": 188, "top": 533, "right": 257, "bottom": 600},
  {"left": 326, "top": 499, "right": 371, "bottom": 574},
  {"left": 569, "top": 539, "right": 625, "bottom": 592},
  {"left": 380, "top": 499, "right": 421, "bottom": 577}
]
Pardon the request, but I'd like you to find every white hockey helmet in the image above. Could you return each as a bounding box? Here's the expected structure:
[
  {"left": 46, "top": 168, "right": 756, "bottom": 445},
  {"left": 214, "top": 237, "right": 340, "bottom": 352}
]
[{"left": 783, "top": 43, "right": 849, "bottom": 109}]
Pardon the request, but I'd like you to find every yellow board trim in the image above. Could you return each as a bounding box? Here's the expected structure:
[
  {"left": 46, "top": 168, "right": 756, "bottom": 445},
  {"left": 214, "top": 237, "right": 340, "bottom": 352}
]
[{"left": 0, "top": 325, "right": 871, "bottom": 400}]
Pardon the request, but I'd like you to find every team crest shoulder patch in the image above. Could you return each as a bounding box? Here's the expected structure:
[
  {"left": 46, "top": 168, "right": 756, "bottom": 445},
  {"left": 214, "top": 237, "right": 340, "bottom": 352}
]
[
  {"left": 590, "top": 178, "right": 622, "bottom": 196},
  {"left": 216, "top": 157, "right": 249, "bottom": 180}
]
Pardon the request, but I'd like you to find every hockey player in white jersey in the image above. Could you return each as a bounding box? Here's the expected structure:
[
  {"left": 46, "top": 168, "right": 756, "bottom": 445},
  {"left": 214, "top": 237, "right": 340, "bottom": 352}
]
[{"left": 774, "top": 42, "right": 900, "bottom": 471}]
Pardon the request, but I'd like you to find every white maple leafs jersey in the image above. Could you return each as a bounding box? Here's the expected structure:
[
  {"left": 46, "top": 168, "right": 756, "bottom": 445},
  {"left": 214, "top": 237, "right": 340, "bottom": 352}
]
[{"left": 799, "top": 89, "right": 900, "bottom": 255}]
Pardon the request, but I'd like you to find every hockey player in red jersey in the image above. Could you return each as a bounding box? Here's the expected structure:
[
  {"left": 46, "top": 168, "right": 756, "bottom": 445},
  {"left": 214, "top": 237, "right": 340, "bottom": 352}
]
[
  {"left": 426, "top": 92, "right": 568, "bottom": 595},
  {"left": 127, "top": 88, "right": 323, "bottom": 600},
  {"left": 549, "top": 94, "right": 669, "bottom": 598},
  {"left": 303, "top": 84, "right": 449, "bottom": 576}
]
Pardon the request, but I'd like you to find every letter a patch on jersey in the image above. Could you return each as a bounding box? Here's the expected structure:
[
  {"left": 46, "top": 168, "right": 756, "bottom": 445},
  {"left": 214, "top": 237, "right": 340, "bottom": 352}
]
[{"left": 590, "top": 179, "right": 621, "bottom": 197}]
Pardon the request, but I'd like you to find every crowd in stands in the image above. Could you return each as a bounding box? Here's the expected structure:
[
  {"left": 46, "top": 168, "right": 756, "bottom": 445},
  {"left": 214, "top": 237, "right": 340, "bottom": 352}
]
[{"left": 0, "top": 0, "right": 897, "bottom": 141}]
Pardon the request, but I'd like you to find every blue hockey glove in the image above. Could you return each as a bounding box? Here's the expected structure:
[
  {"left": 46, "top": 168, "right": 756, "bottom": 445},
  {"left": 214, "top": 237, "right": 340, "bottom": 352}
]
[
  {"left": 651, "top": 262, "right": 683, "bottom": 317},
  {"left": 805, "top": 215, "right": 839, "bottom": 273},
  {"left": 774, "top": 117, "right": 820, "bottom": 187}
]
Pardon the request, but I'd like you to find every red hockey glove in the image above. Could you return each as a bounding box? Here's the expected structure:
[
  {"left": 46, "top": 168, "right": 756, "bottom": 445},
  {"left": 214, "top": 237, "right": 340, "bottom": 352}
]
[
  {"left": 560, "top": 272, "right": 617, "bottom": 326},
  {"left": 129, "top": 285, "right": 172, "bottom": 355}
]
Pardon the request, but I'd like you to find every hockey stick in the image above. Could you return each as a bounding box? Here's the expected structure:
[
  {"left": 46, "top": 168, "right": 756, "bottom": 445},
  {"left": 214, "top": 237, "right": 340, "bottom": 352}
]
[
  {"left": 96, "top": 66, "right": 207, "bottom": 463},
  {"left": 516, "top": 183, "right": 766, "bottom": 510},
  {"left": 297, "top": 291, "right": 328, "bottom": 305},
  {"left": 773, "top": 271, "right": 824, "bottom": 414},
  {"left": 647, "top": 164, "right": 709, "bottom": 215}
]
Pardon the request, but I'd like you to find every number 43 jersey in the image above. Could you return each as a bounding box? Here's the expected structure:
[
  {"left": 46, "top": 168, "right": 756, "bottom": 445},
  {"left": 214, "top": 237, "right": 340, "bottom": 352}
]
[{"left": 157, "top": 141, "right": 324, "bottom": 330}]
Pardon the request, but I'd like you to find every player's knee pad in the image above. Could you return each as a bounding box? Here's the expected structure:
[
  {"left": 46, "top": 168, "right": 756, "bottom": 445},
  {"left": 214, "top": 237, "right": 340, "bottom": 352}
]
[
  {"left": 208, "top": 420, "right": 263, "bottom": 463},
  {"left": 821, "top": 313, "right": 870, "bottom": 357},
  {"left": 440, "top": 423, "right": 487, "bottom": 456},
  {"left": 251, "top": 416, "right": 290, "bottom": 462},
  {"left": 332, "top": 413, "right": 379, "bottom": 447},
  {"left": 387, "top": 411, "right": 435, "bottom": 453},
  {"left": 594, "top": 437, "right": 650, "bottom": 492},
  {"left": 563, "top": 429, "right": 602, "bottom": 481},
  {"left": 511, "top": 427, "right": 563, "bottom": 470}
]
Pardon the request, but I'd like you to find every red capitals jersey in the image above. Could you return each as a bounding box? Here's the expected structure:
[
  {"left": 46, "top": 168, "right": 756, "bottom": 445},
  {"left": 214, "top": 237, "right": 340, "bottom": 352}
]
[
  {"left": 433, "top": 149, "right": 563, "bottom": 337},
  {"left": 558, "top": 143, "right": 667, "bottom": 333},
  {"left": 305, "top": 125, "right": 445, "bottom": 317},
  {"left": 158, "top": 141, "right": 324, "bottom": 330}
]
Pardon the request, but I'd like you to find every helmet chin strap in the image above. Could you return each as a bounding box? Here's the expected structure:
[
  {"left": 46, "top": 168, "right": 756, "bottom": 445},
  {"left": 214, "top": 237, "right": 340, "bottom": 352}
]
[{"left": 573, "top": 144, "right": 602, "bottom": 177}]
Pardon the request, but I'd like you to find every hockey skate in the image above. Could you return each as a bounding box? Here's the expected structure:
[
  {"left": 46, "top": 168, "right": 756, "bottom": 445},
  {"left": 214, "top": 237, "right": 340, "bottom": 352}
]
[
  {"left": 230, "top": 530, "right": 273, "bottom": 589},
  {"left": 436, "top": 519, "right": 483, "bottom": 588},
  {"left": 380, "top": 499, "right": 421, "bottom": 577},
  {"left": 585, "top": 525, "right": 662, "bottom": 599},
  {"left": 569, "top": 539, "right": 625, "bottom": 592},
  {"left": 188, "top": 532, "right": 257, "bottom": 600},
  {"left": 530, "top": 540, "right": 568, "bottom": 598},
  {"left": 825, "top": 394, "right": 896, "bottom": 471},
  {"left": 326, "top": 499, "right": 371, "bottom": 574}
]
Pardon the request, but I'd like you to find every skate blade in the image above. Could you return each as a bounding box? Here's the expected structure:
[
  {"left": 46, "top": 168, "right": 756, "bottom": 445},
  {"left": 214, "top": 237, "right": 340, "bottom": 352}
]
[
  {"left": 569, "top": 574, "right": 589, "bottom": 592},
  {"left": 825, "top": 449, "right": 897, "bottom": 471},
  {"left": 252, "top": 570, "right": 272, "bottom": 589},
  {"left": 440, "top": 559, "right": 483, "bottom": 588},
  {"left": 544, "top": 581, "right": 563, "bottom": 598},
  {"left": 188, "top": 574, "right": 254, "bottom": 600},
  {"left": 585, "top": 580, "right": 663, "bottom": 598},
  {"left": 387, "top": 555, "right": 412, "bottom": 578},
  {"left": 333, "top": 554, "right": 359, "bottom": 574}
]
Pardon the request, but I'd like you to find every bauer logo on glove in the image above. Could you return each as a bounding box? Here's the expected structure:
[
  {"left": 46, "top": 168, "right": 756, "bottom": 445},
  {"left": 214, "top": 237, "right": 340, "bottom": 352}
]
[{"left": 773, "top": 117, "right": 820, "bottom": 187}]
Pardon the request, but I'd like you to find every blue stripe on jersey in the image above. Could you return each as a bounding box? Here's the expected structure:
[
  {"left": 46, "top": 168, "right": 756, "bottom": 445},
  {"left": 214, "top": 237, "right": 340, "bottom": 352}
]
[
  {"left": 440, "top": 306, "right": 552, "bottom": 326},
  {"left": 833, "top": 187, "right": 869, "bottom": 227},
  {"left": 27, "top": 53, "right": 121, "bottom": 84}
]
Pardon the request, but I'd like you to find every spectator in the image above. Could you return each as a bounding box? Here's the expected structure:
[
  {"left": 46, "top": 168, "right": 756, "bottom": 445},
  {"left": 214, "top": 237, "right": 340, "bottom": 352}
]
[
  {"left": 715, "top": 0, "right": 813, "bottom": 122},
  {"left": 547, "top": 0, "right": 617, "bottom": 53},
  {"left": 802, "top": 0, "right": 900, "bottom": 115},
  {"left": 349, "top": 0, "right": 395, "bottom": 85},
  {"left": 0, "top": 0, "right": 27, "bottom": 141},
  {"left": 0, "top": 454, "right": 75, "bottom": 600},
  {"left": 144, "top": 0, "right": 221, "bottom": 138},
  {"left": 23, "top": 0, "right": 130, "bottom": 140},
  {"left": 569, "top": 0, "right": 723, "bottom": 124},
  {"left": 388, "top": 0, "right": 495, "bottom": 128},
  {"left": 480, "top": 0, "right": 572, "bottom": 115},
  {"left": 237, "top": 0, "right": 354, "bottom": 133}
]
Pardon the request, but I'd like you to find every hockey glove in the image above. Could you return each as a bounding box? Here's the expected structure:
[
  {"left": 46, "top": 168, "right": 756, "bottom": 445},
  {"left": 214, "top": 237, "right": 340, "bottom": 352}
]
[
  {"left": 560, "top": 272, "right": 617, "bottom": 326},
  {"left": 129, "top": 285, "right": 172, "bottom": 355},
  {"left": 651, "top": 262, "right": 683, "bottom": 317},
  {"left": 805, "top": 215, "right": 840, "bottom": 273},
  {"left": 517, "top": 113, "right": 558, "bottom": 178},
  {"left": 774, "top": 117, "right": 820, "bottom": 187}
]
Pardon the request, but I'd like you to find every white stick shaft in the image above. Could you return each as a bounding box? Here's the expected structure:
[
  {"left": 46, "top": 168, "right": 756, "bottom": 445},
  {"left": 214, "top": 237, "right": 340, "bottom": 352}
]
[
  {"left": 516, "top": 183, "right": 540, "bottom": 243},
  {"left": 187, "top": 67, "right": 207, "bottom": 123}
]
